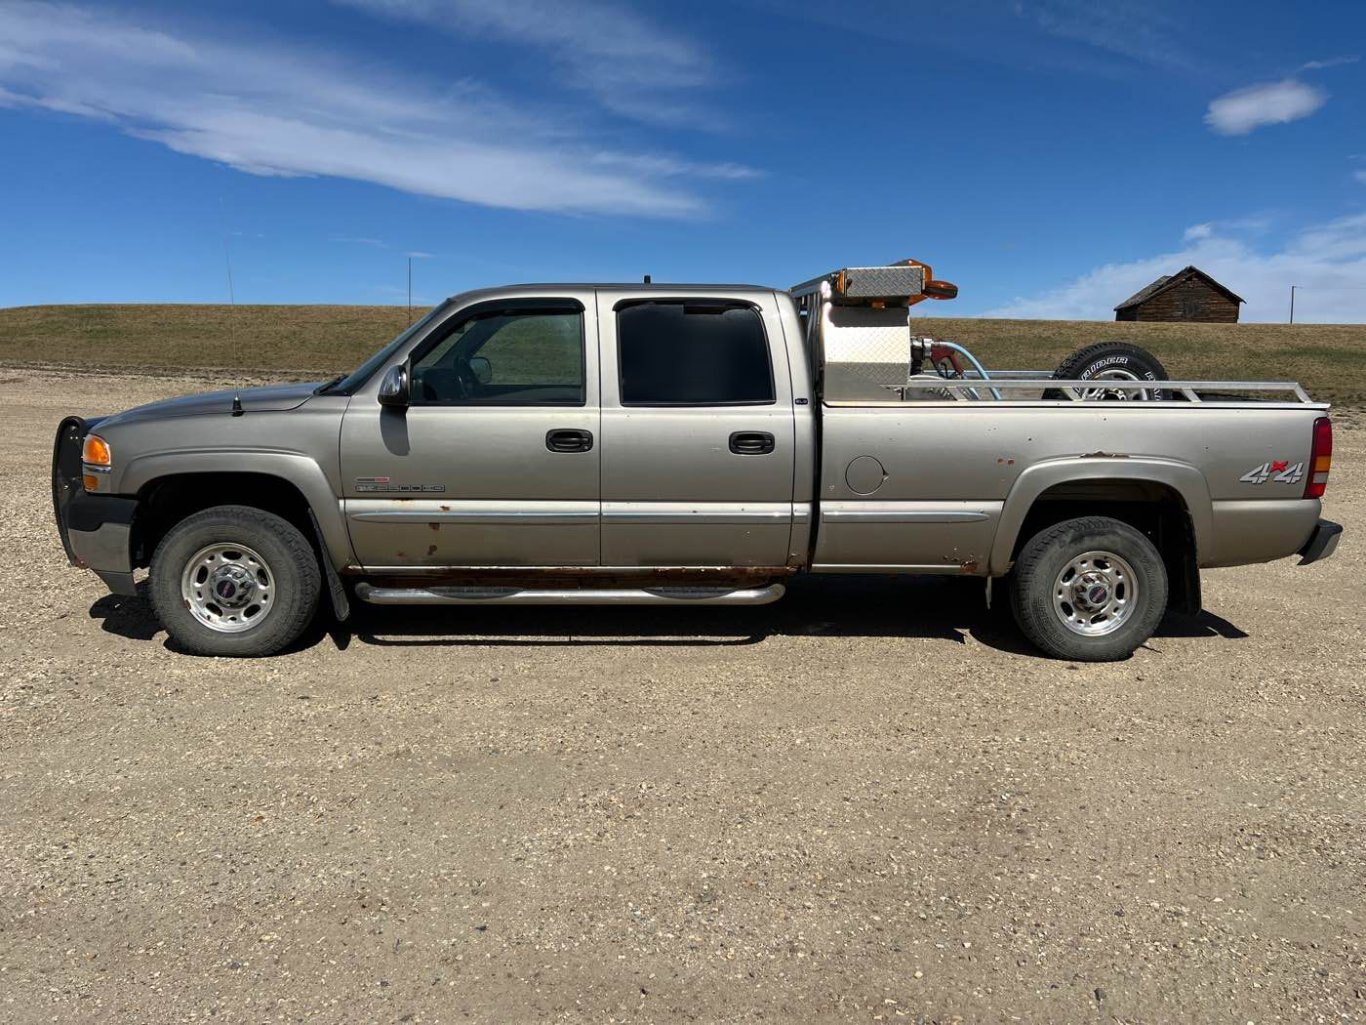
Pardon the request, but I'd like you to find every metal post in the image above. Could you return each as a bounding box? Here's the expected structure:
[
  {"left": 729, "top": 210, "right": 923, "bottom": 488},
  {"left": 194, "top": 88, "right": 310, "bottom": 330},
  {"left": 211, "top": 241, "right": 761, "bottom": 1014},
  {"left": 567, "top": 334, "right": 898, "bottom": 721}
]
[
  {"left": 407, "top": 256, "right": 413, "bottom": 322},
  {"left": 1289, "top": 284, "right": 1296, "bottom": 324}
]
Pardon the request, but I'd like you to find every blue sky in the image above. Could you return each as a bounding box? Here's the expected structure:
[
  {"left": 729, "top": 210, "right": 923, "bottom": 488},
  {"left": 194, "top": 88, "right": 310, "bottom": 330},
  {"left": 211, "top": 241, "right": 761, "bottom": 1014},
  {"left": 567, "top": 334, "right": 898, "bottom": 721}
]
[{"left": 1, "top": 0, "right": 1365, "bottom": 321}]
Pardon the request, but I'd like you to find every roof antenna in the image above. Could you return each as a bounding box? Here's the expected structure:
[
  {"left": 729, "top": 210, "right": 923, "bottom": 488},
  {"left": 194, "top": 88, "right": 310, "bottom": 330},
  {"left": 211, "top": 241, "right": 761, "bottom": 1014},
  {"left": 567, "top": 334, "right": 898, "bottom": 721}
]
[
  {"left": 223, "top": 224, "right": 245, "bottom": 415},
  {"left": 643, "top": 274, "right": 652, "bottom": 284}
]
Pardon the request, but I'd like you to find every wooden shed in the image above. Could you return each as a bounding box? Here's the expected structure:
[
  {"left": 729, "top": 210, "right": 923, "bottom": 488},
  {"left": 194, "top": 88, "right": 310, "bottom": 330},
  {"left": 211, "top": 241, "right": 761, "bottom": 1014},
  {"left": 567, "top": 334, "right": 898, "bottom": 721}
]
[{"left": 1114, "top": 266, "right": 1244, "bottom": 323}]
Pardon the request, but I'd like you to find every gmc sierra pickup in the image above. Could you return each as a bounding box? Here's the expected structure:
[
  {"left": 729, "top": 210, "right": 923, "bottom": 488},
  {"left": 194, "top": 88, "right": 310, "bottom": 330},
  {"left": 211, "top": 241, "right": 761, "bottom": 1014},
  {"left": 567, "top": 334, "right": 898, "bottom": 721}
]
[{"left": 53, "top": 263, "right": 1341, "bottom": 661}]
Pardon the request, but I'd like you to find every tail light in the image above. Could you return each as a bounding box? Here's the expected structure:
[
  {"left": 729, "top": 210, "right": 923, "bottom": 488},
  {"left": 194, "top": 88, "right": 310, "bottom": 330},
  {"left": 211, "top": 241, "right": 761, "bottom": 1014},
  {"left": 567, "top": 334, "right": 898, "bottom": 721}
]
[{"left": 1304, "top": 416, "right": 1332, "bottom": 499}]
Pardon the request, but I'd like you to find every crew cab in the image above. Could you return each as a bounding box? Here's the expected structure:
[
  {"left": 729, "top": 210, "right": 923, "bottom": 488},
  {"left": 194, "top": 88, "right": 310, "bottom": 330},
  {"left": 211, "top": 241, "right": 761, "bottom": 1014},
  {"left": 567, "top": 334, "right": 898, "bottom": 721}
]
[{"left": 53, "top": 262, "right": 1341, "bottom": 660}]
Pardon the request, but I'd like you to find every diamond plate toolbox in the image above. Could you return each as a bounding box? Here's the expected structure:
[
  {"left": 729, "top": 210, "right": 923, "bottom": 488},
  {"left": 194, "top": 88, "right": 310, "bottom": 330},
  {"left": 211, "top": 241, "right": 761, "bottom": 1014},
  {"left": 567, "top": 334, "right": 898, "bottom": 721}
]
[{"left": 838, "top": 264, "right": 925, "bottom": 302}]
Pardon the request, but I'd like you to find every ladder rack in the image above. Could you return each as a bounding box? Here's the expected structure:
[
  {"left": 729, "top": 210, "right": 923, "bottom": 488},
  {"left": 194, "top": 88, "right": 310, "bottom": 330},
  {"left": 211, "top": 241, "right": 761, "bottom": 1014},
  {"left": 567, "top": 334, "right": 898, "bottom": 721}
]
[{"left": 879, "top": 377, "right": 1316, "bottom": 404}]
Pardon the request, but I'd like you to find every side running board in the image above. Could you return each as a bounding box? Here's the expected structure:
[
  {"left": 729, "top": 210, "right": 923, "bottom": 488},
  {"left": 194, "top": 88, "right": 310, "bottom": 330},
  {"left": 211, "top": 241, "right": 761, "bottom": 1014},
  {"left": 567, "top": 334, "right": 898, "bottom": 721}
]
[{"left": 354, "top": 583, "right": 786, "bottom": 606}]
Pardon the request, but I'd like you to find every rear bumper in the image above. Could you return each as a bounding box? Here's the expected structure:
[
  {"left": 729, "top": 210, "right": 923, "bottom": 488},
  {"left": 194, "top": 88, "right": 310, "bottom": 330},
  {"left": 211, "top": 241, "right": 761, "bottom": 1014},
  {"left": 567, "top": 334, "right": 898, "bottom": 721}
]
[
  {"left": 1298, "top": 519, "right": 1342, "bottom": 566},
  {"left": 53, "top": 415, "right": 138, "bottom": 595}
]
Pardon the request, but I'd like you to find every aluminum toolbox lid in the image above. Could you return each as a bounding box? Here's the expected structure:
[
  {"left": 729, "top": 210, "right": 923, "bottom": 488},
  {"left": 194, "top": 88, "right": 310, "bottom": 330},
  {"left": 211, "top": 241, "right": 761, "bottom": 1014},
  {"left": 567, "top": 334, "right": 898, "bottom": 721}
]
[{"left": 790, "top": 263, "right": 927, "bottom": 305}]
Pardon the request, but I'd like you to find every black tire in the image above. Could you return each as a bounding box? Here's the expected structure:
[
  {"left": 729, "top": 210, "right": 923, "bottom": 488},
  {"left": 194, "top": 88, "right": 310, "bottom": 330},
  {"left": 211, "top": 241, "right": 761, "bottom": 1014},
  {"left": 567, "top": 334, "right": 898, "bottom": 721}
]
[
  {"left": 1010, "top": 516, "right": 1168, "bottom": 662},
  {"left": 149, "top": 505, "right": 321, "bottom": 657},
  {"left": 1043, "top": 341, "right": 1169, "bottom": 401}
]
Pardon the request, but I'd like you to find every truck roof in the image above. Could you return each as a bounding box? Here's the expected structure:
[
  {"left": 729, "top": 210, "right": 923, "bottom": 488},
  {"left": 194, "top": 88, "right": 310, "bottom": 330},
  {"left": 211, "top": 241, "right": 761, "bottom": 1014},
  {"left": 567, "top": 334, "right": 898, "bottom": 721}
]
[{"left": 447, "top": 282, "right": 775, "bottom": 302}]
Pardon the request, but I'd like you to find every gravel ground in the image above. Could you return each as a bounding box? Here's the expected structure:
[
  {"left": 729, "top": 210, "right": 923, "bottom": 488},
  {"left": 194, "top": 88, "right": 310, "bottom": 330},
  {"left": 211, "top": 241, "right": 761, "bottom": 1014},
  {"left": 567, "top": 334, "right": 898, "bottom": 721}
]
[{"left": 2, "top": 370, "right": 1363, "bottom": 1024}]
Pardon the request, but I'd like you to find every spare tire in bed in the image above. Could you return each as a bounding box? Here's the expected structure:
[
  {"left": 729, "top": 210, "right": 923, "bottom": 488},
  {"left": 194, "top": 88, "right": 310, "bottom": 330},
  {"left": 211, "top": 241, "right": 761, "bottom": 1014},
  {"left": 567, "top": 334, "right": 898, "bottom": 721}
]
[{"left": 1044, "top": 341, "right": 1169, "bottom": 401}]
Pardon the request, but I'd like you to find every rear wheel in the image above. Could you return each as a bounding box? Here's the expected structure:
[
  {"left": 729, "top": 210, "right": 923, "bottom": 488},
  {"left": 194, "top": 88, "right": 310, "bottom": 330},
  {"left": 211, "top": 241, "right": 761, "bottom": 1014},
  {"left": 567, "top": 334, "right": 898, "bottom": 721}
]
[
  {"left": 150, "top": 505, "right": 321, "bottom": 657},
  {"left": 1045, "top": 341, "right": 1169, "bottom": 401},
  {"left": 1010, "top": 516, "right": 1167, "bottom": 662}
]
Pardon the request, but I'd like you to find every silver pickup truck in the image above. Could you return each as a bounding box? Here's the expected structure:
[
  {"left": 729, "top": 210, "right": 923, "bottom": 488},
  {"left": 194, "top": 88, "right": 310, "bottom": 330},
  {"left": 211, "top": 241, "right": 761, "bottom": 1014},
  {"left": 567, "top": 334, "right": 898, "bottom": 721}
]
[{"left": 53, "top": 262, "right": 1341, "bottom": 661}]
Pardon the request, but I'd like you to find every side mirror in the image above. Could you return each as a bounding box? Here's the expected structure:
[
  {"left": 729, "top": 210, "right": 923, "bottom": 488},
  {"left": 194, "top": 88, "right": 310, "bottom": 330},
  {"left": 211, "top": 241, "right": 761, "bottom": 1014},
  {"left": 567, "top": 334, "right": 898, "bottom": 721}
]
[
  {"left": 468, "top": 356, "right": 493, "bottom": 386},
  {"left": 378, "top": 363, "right": 410, "bottom": 408}
]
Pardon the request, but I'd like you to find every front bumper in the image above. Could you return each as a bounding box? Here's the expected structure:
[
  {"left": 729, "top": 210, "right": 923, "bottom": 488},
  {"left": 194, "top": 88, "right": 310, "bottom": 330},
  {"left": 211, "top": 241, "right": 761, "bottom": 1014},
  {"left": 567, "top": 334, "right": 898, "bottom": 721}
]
[
  {"left": 53, "top": 416, "right": 138, "bottom": 595},
  {"left": 1297, "top": 519, "right": 1342, "bottom": 566}
]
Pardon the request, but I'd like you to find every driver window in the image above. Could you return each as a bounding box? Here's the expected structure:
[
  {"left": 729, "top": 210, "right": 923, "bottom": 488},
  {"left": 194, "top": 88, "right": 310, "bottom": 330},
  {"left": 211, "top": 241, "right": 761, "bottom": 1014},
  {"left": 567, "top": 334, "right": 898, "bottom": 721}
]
[{"left": 410, "top": 306, "right": 585, "bottom": 406}]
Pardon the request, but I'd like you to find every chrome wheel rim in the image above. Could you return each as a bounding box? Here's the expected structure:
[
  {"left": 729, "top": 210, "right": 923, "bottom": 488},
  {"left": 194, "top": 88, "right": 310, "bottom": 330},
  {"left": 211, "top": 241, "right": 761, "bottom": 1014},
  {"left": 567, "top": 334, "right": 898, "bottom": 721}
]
[
  {"left": 1052, "top": 550, "right": 1138, "bottom": 637},
  {"left": 1078, "top": 368, "right": 1147, "bottom": 401},
  {"left": 181, "top": 543, "right": 275, "bottom": 634}
]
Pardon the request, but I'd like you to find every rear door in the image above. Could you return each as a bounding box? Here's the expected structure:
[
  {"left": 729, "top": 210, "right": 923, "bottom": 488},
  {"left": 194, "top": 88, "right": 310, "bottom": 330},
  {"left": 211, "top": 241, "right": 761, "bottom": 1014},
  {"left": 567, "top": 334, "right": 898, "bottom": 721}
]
[
  {"left": 340, "top": 295, "right": 600, "bottom": 569},
  {"left": 595, "top": 290, "right": 796, "bottom": 568}
]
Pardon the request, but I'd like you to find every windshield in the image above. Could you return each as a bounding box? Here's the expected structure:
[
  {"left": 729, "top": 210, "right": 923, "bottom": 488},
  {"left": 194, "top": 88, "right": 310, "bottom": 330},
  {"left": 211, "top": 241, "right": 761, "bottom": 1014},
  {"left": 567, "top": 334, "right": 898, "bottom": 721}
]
[{"left": 319, "top": 301, "right": 452, "bottom": 395}]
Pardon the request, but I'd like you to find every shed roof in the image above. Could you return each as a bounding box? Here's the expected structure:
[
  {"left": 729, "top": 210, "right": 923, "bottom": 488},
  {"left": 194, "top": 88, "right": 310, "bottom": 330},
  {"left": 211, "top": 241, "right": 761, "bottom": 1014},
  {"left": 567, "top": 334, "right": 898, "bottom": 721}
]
[{"left": 1114, "top": 265, "right": 1245, "bottom": 311}]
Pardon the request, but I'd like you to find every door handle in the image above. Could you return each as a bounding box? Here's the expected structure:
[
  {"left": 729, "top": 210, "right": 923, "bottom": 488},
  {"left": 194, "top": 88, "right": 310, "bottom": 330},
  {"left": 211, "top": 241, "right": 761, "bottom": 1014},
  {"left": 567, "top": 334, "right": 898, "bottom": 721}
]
[
  {"left": 546, "top": 429, "right": 594, "bottom": 453},
  {"left": 729, "top": 431, "right": 775, "bottom": 455}
]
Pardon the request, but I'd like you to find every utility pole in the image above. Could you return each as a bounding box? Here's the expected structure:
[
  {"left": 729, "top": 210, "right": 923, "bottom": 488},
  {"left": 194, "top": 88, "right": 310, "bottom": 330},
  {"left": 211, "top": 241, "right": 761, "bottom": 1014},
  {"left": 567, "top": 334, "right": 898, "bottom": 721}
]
[
  {"left": 407, "top": 256, "right": 413, "bottom": 323},
  {"left": 1289, "top": 284, "right": 1297, "bottom": 324}
]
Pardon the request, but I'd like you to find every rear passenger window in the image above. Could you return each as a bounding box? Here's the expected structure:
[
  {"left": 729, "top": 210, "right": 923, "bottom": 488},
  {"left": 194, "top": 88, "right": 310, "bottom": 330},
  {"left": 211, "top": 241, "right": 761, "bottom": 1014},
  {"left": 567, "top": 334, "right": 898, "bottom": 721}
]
[{"left": 617, "top": 301, "right": 774, "bottom": 406}]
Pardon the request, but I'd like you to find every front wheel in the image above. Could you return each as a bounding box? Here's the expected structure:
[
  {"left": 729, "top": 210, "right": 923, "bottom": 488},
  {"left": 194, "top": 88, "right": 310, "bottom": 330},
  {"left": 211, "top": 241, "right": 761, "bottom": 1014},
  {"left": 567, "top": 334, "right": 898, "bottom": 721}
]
[
  {"left": 1009, "top": 516, "right": 1168, "bottom": 662},
  {"left": 150, "top": 505, "right": 321, "bottom": 657}
]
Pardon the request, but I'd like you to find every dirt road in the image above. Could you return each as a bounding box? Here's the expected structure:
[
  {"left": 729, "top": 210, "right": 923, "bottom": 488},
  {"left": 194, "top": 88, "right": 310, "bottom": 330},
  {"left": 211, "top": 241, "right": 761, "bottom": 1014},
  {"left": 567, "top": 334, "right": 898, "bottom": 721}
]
[{"left": 2, "top": 371, "right": 1362, "bottom": 1024}]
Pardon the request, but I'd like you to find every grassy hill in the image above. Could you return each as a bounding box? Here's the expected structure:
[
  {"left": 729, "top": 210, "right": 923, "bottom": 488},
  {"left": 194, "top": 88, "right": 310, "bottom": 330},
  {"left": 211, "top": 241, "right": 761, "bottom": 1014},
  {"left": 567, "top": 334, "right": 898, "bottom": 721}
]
[{"left": 1, "top": 303, "right": 1363, "bottom": 403}]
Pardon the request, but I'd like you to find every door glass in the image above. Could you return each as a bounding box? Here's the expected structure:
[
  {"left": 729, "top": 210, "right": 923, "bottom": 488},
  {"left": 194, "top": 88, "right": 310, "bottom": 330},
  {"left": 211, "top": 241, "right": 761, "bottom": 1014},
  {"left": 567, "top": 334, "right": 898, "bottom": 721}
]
[
  {"left": 412, "top": 308, "right": 584, "bottom": 406},
  {"left": 617, "top": 301, "right": 774, "bottom": 406}
]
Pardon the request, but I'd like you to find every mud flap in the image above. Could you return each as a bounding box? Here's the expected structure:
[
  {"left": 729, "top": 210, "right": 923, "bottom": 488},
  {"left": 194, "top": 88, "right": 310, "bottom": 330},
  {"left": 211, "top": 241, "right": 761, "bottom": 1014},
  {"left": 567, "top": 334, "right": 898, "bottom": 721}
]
[
  {"left": 308, "top": 509, "right": 351, "bottom": 622},
  {"left": 1164, "top": 512, "right": 1202, "bottom": 616}
]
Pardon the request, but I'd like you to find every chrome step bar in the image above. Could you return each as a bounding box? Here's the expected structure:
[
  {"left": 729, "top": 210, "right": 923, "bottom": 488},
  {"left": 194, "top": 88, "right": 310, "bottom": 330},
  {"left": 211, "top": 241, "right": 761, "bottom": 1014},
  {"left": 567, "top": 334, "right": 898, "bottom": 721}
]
[{"left": 354, "top": 582, "right": 786, "bottom": 606}]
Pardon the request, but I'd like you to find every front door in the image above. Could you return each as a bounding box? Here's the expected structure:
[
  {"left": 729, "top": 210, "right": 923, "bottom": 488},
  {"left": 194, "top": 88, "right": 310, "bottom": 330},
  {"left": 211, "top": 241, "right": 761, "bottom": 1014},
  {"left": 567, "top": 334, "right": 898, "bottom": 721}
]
[
  {"left": 595, "top": 290, "right": 796, "bottom": 568},
  {"left": 340, "top": 296, "right": 600, "bottom": 569}
]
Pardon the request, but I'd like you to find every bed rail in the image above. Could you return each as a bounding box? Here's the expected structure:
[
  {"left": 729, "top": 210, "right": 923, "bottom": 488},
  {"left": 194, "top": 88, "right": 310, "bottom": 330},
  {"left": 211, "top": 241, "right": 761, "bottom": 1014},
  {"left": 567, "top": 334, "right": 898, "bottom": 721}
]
[{"left": 869, "top": 377, "right": 1317, "bottom": 404}]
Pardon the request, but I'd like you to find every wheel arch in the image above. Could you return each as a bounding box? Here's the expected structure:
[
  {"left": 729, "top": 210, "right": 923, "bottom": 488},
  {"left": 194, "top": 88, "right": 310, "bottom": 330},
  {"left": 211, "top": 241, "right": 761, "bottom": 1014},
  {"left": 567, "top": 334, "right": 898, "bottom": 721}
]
[
  {"left": 990, "top": 458, "right": 1210, "bottom": 615},
  {"left": 124, "top": 454, "right": 352, "bottom": 571}
]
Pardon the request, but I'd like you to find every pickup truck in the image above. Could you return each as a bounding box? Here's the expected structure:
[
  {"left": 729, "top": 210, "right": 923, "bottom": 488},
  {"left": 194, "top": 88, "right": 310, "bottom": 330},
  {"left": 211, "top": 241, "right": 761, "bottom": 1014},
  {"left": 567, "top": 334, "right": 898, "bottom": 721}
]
[{"left": 53, "top": 262, "right": 1342, "bottom": 661}]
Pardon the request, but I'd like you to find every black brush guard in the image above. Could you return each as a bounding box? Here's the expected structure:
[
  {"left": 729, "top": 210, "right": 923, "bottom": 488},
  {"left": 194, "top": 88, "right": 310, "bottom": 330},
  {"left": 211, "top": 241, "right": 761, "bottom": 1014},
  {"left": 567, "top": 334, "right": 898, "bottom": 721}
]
[{"left": 52, "top": 415, "right": 90, "bottom": 565}]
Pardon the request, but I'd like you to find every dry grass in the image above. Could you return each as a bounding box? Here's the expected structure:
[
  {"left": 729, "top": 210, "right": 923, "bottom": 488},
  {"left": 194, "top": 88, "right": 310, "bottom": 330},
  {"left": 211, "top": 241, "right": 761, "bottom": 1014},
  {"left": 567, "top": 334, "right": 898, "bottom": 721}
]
[
  {"left": 0, "top": 304, "right": 415, "bottom": 376},
  {"left": 1, "top": 304, "right": 1363, "bottom": 402}
]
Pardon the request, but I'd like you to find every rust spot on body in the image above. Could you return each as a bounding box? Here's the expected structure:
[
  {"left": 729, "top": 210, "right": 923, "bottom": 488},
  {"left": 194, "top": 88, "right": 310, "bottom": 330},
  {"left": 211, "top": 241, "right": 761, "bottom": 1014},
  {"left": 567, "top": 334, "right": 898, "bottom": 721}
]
[
  {"left": 428, "top": 522, "right": 440, "bottom": 531},
  {"left": 426, "top": 544, "right": 437, "bottom": 556},
  {"left": 960, "top": 560, "right": 979, "bottom": 573}
]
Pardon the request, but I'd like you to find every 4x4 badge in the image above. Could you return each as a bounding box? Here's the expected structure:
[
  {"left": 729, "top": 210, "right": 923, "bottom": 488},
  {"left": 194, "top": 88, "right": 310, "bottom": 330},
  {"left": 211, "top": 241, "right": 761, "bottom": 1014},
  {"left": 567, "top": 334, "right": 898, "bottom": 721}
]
[{"left": 1239, "top": 460, "right": 1303, "bottom": 485}]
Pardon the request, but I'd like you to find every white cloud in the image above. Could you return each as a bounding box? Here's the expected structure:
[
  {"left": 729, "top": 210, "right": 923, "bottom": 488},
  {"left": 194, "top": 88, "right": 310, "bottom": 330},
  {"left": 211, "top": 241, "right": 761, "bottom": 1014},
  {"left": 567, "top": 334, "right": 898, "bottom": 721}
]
[
  {"left": 1015, "top": 0, "right": 1193, "bottom": 69},
  {"left": 1300, "top": 55, "right": 1358, "bottom": 71},
  {"left": 981, "top": 214, "right": 1366, "bottom": 323},
  {"left": 333, "top": 236, "right": 389, "bottom": 248},
  {"left": 335, "top": 0, "right": 714, "bottom": 124},
  {"left": 1183, "top": 223, "right": 1213, "bottom": 241},
  {"left": 588, "top": 153, "right": 764, "bottom": 181},
  {"left": 0, "top": 2, "right": 756, "bottom": 217},
  {"left": 1205, "top": 78, "right": 1327, "bottom": 135}
]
